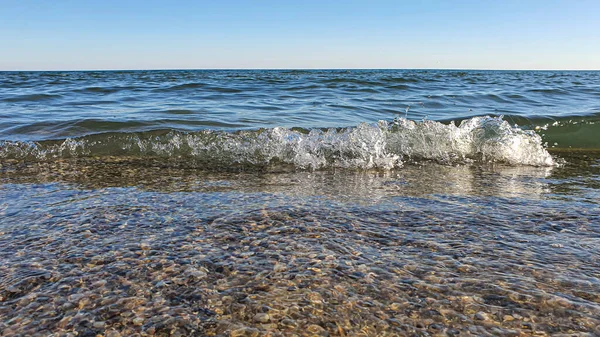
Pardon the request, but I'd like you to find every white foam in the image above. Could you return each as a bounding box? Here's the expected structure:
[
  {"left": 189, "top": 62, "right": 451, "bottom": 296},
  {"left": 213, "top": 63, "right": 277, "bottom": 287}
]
[
  {"left": 386, "top": 116, "right": 555, "bottom": 166},
  {"left": 0, "top": 116, "right": 555, "bottom": 169}
]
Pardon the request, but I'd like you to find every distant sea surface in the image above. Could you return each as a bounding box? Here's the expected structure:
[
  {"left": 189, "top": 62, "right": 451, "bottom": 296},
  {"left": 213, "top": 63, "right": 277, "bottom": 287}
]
[
  {"left": 1, "top": 69, "right": 600, "bottom": 143},
  {"left": 1, "top": 70, "right": 599, "bottom": 336}
]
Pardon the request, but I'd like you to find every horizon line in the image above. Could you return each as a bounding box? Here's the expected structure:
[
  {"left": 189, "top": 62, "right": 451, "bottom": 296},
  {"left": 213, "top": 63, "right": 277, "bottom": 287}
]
[{"left": 1, "top": 67, "right": 599, "bottom": 72}]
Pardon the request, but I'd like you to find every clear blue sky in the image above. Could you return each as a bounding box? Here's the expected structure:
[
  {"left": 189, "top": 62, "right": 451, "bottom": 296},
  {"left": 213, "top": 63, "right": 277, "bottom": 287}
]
[{"left": 1, "top": 0, "right": 599, "bottom": 70}]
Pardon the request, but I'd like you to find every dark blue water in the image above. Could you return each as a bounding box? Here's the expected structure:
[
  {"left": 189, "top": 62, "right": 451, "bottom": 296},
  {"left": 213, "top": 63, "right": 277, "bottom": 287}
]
[
  {"left": 1, "top": 69, "right": 599, "bottom": 140},
  {"left": 1, "top": 70, "right": 600, "bottom": 336}
]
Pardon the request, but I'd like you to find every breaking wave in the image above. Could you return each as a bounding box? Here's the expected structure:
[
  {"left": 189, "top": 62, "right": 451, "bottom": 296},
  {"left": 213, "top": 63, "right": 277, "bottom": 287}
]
[{"left": 0, "top": 117, "right": 554, "bottom": 170}]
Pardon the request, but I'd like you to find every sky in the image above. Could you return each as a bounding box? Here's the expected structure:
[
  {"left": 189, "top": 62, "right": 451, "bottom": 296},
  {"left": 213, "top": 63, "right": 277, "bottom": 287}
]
[{"left": 1, "top": 0, "right": 599, "bottom": 70}]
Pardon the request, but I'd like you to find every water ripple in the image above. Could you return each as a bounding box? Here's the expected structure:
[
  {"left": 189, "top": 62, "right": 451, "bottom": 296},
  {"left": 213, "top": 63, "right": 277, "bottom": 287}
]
[{"left": 1, "top": 70, "right": 599, "bottom": 147}]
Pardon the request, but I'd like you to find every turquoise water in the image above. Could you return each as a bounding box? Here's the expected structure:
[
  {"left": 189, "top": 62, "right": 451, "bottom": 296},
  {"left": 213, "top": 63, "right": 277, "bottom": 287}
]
[{"left": 1, "top": 70, "right": 599, "bottom": 336}]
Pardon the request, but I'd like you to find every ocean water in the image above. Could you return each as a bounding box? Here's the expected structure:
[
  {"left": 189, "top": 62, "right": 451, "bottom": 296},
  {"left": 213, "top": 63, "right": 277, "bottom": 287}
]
[{"left": 1, "top": 70, "right": 599, "bottom": 336}]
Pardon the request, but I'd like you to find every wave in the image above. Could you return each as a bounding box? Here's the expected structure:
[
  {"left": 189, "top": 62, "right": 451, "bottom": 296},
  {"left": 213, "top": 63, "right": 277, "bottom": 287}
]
[
  {"left": 527, "top": 88, "right": 570, "bottom": 95},
  {"left": 156, "top": 83, "right": 207, "bottom": 91},
  {"left": 154, "top": 83, "right": 244, "bottom": 93},
  {"left": 2, "top": 93, "right": 63, "bottom": 103},
  {"left": 443, "top": 113, "right": 600, "bottom": 149},
  {"left": 0, "top": 117, "right": 554, "bottom": 170},
  {"left": 534, "top": 117, "right": 600, "bottom": 149},
  {"left": 75, "top": 86, "right": 123, "bottom": 94}
]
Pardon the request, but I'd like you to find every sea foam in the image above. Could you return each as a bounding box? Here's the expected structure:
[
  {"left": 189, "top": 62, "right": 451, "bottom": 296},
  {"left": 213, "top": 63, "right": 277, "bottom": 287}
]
[{"left": 0, "top": 116, "right": 555, "bottom": 170}]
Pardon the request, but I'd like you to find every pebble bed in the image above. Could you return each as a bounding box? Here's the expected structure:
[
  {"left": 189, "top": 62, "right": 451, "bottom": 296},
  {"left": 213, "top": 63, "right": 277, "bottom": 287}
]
[{"left": 1, "top": 158, "right": 600, "bottom": 336}]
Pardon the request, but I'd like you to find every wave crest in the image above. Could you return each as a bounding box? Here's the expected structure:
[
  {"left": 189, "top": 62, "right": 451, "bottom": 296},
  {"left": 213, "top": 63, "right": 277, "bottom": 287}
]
[{"left": 0, "top": 117, "right": 554, "bottom": 170}]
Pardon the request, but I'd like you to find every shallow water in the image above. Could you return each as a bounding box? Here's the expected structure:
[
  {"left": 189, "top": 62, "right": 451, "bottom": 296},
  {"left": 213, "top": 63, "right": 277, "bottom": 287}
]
[
  {"left": 1, "top": 70, "right": 600, "bottom": 336},
  {"left": 1, "top": 153, "right": 600, "bottom": 336}
]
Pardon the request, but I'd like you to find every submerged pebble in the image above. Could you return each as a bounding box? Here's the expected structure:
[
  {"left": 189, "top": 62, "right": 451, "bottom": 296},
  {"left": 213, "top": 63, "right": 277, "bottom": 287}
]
[{"left": 1, "top": 160, "right": 599, "bottom": 336}]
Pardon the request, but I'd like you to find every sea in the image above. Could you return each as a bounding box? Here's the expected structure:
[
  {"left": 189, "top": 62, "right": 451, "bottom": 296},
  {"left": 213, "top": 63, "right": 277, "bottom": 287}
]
[{"left": 1, "top": 69, "right": 599, "bottom": 336}]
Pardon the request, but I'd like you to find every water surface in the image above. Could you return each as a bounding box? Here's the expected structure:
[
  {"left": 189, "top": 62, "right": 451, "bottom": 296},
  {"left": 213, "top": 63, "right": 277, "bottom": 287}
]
[{"left": 1, "top": 70, "right": 599, "bottom": 336}]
